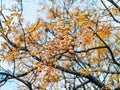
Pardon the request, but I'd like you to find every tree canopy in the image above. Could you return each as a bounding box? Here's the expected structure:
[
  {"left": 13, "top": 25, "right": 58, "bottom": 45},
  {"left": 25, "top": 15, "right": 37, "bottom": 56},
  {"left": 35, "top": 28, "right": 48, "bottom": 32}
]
[{"left": 0, "top": 0, "right": 120, "bottom": 90}]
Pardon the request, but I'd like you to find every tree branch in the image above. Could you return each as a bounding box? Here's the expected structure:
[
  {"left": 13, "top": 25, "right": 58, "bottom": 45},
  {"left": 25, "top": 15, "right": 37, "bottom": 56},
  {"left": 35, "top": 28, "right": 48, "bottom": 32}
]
[
  {"left": 88, "top": 27, "right": 120, "bottom": 66},
  {"left": 74, "top": 80, "right": 90, "bottom": 90},
  {"left": 0, "top": 72, "right": 32, "bottom": 90},
  {"left": 101, "top": 0, "right": 120, "bottom": 23},
  {"left": 75, "top": 46, "right": 107, "bottom": 53},
  {"left": 107, "top": 0, "right": 120, "bottom": 11}
]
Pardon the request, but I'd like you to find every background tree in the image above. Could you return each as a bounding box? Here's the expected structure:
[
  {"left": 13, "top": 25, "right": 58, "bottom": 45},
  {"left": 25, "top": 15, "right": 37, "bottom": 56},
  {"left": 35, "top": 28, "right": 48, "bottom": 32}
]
[{"left": 0, "top": 0, "right": 120, "bottom": 90}]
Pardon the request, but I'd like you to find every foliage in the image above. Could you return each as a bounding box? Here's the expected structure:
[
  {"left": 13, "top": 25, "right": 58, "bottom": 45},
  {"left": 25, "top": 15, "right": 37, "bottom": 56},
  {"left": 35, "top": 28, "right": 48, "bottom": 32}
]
[{"left": 0, "top": 0, "right": 120, "bottom": 90}]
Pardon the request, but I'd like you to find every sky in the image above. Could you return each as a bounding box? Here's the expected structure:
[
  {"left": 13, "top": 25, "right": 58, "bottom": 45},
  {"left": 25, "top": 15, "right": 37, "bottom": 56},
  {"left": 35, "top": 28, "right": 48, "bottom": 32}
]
[
  {"left": 0, "top": 0, "right": 119, "bottom": 90},
  {"left": 0, "top": 0, "right": 41, "bottom": 90},
  {"left": 0, "top": 0, "right": 107, "bottom": 90}
]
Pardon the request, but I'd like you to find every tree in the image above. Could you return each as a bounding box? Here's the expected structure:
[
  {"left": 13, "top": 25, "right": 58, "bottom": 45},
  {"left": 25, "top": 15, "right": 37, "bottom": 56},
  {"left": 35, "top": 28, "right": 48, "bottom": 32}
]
[{"left": 0, "top": 0, "right": 120, "bottom": 90}]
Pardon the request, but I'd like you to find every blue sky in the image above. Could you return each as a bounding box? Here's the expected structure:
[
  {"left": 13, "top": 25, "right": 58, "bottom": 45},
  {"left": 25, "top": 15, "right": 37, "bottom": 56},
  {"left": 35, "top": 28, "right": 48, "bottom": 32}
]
[
  {"left": 0, "top": 0, "right": 118, "bottom": 90},
  {"left": 0, "top": 0, "right": 41, "bottom": 89},
  {"left": 0, "top": 0, "right": 103, "bottom": 89}
]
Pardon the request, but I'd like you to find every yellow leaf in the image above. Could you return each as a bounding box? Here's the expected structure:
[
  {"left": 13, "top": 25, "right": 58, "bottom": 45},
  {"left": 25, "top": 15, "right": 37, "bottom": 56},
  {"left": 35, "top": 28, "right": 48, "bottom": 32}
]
[
  {"left": 29, "top": 23, "right": 37, "bottom": 30},
  {"left": 37, "top": 6, "right": 45, "bottom": 12},
  {"left": 29, "top": 22, "right": 41, "bottom": 30},
  {"left": 41, "top": 83, "right": 48, "bottom": 89},
  {"left": 1, "top": 42, "right": 7, "bottom": 49},
  {"left": 81, "top": 68, "right": 91, "bottom": 76},
  {"left": 3, "top": 21, "right": 11, "bottom": 26},
  {"left": 98, "top": 32, "right": 106, "bottom": 39},
  {"left": 11, "top": 13, "right": 21, "bottom": 17},
  {"left": 118, "top": 82, "right": 120, "bottom": 87}
]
